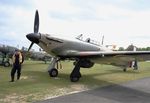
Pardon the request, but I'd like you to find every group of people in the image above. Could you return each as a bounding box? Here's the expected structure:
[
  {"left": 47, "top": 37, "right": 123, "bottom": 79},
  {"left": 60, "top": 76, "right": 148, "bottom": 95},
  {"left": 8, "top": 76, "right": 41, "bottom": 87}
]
[{"left": 10, "top": 49, "right": 24, "bottom": 82}]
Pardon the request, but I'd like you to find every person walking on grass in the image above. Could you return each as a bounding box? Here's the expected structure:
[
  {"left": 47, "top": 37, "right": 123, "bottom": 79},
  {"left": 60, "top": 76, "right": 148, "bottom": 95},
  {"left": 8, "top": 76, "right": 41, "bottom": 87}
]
[{"left": 10, "top": 49, "right": 23, "bottom": 82}]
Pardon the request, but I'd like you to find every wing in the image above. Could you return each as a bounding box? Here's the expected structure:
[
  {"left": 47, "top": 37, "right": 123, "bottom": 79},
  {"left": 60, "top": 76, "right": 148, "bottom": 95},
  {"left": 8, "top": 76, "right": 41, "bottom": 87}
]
[
  {"left": 65, "top": 51, "right": 150, "bottom": 67},
  {"left": 78, "top": 51, "right": 150, "bottom": 60}
]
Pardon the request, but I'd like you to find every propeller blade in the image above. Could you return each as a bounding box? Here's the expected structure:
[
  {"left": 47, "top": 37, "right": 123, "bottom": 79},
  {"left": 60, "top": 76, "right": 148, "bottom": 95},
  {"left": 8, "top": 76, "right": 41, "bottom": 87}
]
[
  {"left": 28, "top": 42, "right": 34, "bottom": 51},
  {"left": 34, "top": 10, "right": 39, "bottom": 33},
  {"left": 101, "top": 35, "right": 104, "bottom": 45}
]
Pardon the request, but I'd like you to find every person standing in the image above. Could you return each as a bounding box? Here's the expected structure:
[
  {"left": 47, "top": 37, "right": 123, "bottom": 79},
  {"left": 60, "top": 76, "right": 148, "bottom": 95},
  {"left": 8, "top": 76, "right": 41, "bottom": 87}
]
[{"left": 10, "top": 50, "right": 22, "bottom": 82}]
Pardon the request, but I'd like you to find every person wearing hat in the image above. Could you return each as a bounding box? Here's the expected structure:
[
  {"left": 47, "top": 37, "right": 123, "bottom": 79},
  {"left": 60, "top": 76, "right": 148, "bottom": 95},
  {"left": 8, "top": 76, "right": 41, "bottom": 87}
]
[{"left": 10, "top": 49, "right": 23, "bottom": 82}]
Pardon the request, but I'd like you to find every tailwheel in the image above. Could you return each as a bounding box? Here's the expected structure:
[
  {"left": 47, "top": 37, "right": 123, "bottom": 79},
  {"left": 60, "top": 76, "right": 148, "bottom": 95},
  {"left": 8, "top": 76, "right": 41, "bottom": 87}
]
[
  {"left": 48, "top": 68, "right": 58, "bottom": 77},
  {"left": 70, "top": 76, "right": 80, "bottom": 82}
]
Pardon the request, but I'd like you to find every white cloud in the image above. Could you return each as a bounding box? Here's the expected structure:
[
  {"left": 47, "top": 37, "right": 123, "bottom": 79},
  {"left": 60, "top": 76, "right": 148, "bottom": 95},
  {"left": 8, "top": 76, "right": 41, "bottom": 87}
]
[{"left": 0, "top": 0, "right": 150, "bottom": 50}]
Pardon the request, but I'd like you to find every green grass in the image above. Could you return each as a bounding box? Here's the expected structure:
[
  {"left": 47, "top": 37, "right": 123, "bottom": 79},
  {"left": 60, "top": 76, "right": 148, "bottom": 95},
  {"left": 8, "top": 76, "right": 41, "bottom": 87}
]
[{"left": 0, "top": 60, "right": 150, "bottom": 102}]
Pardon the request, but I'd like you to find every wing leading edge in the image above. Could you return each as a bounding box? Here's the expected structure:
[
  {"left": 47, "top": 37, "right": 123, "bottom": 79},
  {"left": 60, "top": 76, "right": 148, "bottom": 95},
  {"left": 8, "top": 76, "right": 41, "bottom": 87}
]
[
  {"left": 61, "top": 51, "right": 150, "bottom": 67},
  {"left": 65, "top": 51, "right": 149, "bottom": 57}
]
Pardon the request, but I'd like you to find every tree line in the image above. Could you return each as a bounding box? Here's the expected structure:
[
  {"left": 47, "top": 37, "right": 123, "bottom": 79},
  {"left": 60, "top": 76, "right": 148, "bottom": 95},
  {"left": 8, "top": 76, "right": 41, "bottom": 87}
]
[{"left": 118, "top": 44, "right": 150, "bottom": 51}]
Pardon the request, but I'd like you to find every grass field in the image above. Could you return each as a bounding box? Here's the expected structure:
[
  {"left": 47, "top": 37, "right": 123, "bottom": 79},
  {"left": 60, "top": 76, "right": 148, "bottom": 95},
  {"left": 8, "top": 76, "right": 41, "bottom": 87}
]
[{"left": 0, "top": 60, "right": 150, "bottom": 103}]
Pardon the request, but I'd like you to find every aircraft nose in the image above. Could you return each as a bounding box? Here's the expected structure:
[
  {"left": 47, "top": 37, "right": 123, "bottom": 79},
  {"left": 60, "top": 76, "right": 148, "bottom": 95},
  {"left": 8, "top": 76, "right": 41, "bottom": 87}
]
[{"left": 26, "top": 33, "right": 40, "bottom": 44}]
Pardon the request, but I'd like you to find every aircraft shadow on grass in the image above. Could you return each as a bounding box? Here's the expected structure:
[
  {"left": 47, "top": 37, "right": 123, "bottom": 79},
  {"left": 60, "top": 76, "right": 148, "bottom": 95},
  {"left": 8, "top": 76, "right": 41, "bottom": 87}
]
[{"left": 23, "top": 68, "right": 140, "bottom": 85}]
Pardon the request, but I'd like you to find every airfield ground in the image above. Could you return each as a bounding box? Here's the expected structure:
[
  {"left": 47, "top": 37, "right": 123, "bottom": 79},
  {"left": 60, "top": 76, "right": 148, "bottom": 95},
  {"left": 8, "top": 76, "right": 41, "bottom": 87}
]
[{"left": 0, "top": 60, "right": 150, "bottom": 103}]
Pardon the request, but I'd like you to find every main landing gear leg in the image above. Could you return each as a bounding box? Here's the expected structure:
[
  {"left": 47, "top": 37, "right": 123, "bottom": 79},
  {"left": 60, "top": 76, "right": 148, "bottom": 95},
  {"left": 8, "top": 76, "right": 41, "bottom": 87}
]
[
  {"left": 133, "top": 60, "right": 138, "bottom": 70},
  {"left": 48, "top": 57, "right": 58, "bottom": 77},
  {"left": 70, "top": 60, "right": 82, "bottom": 82}
]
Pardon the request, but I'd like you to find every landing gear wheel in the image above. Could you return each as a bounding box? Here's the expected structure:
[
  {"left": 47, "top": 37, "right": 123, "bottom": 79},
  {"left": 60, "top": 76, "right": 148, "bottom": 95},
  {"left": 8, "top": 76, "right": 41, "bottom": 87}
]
[
  {"left": 123, "top": 68, "right": 127, "bottom": 72},
  {"left": 48, "top": 68, "right": 58, "bottom": 77},
  {"left": 70, "top": 77, "right": 80, "bottom": 82},
  {"left": 4, "top": 62, "right": 10, "bottom": 67}
]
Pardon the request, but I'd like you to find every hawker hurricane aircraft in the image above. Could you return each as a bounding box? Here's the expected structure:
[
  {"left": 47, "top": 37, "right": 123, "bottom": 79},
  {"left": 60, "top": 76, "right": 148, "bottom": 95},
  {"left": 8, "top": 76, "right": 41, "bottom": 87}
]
[
  {"left": 0, "top": 44, "right": 18, "bottom": 67},
  {"left": 26, "top": 10, "right": 150, "bottom": 82}
]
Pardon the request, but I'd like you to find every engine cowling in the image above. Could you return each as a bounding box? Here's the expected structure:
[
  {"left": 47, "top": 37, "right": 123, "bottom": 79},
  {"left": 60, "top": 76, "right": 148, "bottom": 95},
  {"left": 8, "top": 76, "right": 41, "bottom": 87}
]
[{"left": 74, "top": 59, "right": 94, "bottom": 68}]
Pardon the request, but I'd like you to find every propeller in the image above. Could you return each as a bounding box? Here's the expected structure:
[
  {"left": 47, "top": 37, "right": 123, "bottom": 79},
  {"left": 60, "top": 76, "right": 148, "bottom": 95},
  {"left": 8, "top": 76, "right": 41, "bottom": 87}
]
[
  {"left": 34, "top": 10, "right": 39, "bottom": 33},
  {"left": 26, "top": 10, "right": 40, "bottom": 51},
  {"left": 28, "top": 42, "right": 34, "bottom": 51}
]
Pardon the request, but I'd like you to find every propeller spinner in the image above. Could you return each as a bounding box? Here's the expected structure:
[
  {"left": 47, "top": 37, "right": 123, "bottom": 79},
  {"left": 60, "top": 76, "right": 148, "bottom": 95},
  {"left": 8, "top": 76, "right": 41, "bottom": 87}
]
[{"left": 26, "top": 10, "right": 40, "bottom": 51}]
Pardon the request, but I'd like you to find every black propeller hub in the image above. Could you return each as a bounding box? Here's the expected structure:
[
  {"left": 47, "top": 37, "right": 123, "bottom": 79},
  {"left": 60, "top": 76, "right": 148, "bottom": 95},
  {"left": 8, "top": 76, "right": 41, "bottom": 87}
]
[{"left": 26, "top": 33, "right": 40, "bottom": 44}]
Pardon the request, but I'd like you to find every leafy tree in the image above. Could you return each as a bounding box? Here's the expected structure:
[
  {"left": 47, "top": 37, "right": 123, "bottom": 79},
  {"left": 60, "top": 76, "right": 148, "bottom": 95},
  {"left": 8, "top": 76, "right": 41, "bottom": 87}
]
[{"left": 118, "top": 47, "right": 125, "bottom": 51}]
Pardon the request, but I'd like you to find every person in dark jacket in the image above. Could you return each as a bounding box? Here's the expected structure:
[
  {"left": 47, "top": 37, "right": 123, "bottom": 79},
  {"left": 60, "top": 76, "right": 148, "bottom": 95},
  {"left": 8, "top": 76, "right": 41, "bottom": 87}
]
[{"left": 10, "top": 50, "right": 22, "bottom": 82}]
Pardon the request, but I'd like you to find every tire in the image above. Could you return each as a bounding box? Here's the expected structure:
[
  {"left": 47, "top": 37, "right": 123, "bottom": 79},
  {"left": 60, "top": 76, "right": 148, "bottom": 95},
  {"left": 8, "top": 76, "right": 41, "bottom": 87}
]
[
  {"left": 123, "top": 68, "right": 127, "bottom": 72},
  {"left": 70, "top": 77, "right": 80, "bottom": 82},
  {"left": 48, "top": 68, "right": 58, "bottom": 77},
  {"left": 4, "top": 62, "right": 10, "bottom": 67}
]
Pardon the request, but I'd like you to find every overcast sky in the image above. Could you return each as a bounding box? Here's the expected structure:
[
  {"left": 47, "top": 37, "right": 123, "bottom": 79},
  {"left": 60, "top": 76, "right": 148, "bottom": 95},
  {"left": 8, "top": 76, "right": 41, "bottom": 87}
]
[{"left": 0, "top": 0, "right": 150, "bottom": 50}]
